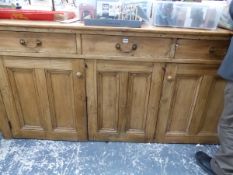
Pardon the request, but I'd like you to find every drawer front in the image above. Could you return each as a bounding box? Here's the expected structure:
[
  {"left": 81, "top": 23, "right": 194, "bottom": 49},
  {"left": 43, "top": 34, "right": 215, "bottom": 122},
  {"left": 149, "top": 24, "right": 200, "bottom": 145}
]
[
  {"left": 82, "top": 35, "right": 172, "bottom": 58},
  {"left": 175, "top": 39, "right": 230, "bottom": 60},
  {"left": 0, "top": 31, "right": 77, "bottom": 54}
]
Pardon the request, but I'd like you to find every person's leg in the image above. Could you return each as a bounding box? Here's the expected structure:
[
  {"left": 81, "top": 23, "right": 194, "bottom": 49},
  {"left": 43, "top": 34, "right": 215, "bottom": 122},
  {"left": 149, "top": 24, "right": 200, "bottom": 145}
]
[
  {"left": 211, "top": 81, "right": 233, "bottom": 175},
  {"left": 210, "top": 158, "right": 225, "bottom": 175}
]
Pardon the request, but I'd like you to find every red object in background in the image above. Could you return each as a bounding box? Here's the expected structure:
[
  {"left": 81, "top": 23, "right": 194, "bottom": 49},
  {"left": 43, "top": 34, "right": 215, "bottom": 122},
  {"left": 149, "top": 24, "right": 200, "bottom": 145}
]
[{"left": 0, "top": 9, "right": 76, "bottom": 21}]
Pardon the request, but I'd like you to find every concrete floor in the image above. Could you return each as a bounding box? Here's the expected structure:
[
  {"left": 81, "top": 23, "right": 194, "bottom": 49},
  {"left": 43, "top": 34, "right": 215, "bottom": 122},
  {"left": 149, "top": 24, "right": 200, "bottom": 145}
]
[{"left": 0, "top": 133, "right": 218, "bottom": 175}]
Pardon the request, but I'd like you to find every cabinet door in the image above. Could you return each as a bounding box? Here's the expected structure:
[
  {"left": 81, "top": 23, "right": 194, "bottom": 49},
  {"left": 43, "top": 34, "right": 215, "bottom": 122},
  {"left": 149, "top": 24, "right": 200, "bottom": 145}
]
[
  {"left": 156, "top": 64, "right": 225, "bottom": 144},
  {"left": 0, "top": 57, "right": 87, "bottom": 141},
  {"left": 86, "top": 61, "right": 164, "bottom": 142}
]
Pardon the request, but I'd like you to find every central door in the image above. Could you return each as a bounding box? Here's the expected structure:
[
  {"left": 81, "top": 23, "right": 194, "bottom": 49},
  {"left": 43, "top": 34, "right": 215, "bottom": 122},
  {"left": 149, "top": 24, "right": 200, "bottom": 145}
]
[{"left": 86, "top": 60, "right": 164, "bottom": 142}]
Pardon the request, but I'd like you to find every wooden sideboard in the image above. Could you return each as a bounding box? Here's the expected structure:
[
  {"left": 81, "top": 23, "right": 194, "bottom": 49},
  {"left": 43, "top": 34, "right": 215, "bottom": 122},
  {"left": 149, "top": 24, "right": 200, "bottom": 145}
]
[{"left": 0, "top": 20, "right": 232, "bottom": 143}]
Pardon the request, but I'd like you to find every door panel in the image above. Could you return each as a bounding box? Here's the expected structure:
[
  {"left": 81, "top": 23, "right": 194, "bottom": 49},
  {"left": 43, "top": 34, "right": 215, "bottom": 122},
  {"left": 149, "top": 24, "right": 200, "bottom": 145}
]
[
  {"left": 1, "top": 57, "right": 87, "bottom": 141},
  {"left": 166, "top": 75, "right": 201, "bottom": 134},
  {"left": 7, "top": 68, "right": 45, "bottom": 131},
  {"left": 97, "top": 72, "right": 120, "bottom": 133},
  {"left": 126, "top": 73, "right": 151, "bottom": 134},
  {"left": 87, "top": 61, "right": 164, "bottom": 142},
  {"left": 198, "top": 78, "right": 225, "bottom": 135},
  {"left": 46, "top": 70, "right": 76, "bottom": 132}
]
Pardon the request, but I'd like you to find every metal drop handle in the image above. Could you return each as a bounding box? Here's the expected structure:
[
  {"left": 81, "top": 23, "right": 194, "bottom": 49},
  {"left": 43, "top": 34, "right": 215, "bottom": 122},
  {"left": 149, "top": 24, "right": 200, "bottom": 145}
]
[
  {"left": 115, "top": 43, "right": 138, "bottom": 53},
  {"left": 19, "top": 39, "right": 42, "bottom": 48}
]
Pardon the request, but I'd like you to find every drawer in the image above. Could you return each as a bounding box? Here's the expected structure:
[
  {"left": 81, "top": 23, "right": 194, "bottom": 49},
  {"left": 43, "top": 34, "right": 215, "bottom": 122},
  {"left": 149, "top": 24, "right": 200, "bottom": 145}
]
[
  {"left": 82, "top": 35, "right": 172, "bottom": 58},
  {"left": 174, "top": 39, "right": 230, "bottom": 60},
  {"left": 0, "top": 31, "right": 77, "bottom": 54}
]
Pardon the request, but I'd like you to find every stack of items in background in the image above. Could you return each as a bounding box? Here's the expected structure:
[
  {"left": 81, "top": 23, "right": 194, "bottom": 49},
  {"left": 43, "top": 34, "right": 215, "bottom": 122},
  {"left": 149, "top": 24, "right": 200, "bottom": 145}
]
[
  {"left": 0, "top": 0, "right": 152, "bottom": 27},
  {"left": 84, "top": 0, "right": 151, "bottom": 28},
  {"left": 0, "top": 0, "right": 232, "bottom": 29},
  {"left": 153, "top": 1, "right": 224, "bottom": 29}
]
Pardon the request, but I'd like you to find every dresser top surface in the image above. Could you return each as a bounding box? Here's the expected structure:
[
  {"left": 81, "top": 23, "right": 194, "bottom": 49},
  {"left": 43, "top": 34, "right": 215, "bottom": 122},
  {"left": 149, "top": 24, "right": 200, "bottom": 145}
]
[{"left": 0, "top": 20, "right": 232, "bottom": 37}]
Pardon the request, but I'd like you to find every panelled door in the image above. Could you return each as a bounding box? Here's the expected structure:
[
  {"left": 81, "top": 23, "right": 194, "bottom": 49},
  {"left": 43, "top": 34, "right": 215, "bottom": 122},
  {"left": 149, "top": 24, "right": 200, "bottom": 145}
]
[
  {"left": 86, "top": 60, "right": 164, "bottom": 142},
  {"left": 156, "top": 64, "right": 226, "bottom": 144},
  {"left": 0, "top": 56, "right": 87, "bottom": 141}
]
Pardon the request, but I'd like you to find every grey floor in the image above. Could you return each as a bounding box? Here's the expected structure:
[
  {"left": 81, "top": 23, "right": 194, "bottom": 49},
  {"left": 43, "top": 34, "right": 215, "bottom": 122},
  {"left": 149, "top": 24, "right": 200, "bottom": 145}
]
[{"left": 0, "top": 133, "right": 218, "bottom": 175}]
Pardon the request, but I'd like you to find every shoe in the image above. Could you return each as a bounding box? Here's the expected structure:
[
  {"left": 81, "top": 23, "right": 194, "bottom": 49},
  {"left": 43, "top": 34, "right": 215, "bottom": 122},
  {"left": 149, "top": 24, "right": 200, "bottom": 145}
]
[{"left": 195, "top": 151, "right": 216, "bottom": 175}]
